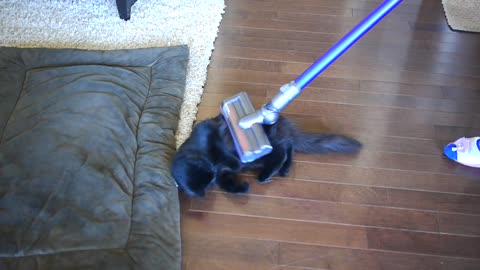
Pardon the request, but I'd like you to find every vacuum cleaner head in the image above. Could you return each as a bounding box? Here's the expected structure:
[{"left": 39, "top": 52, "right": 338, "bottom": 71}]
[{"left": 221, "top": 92, "right": 272, "bottom": 163}]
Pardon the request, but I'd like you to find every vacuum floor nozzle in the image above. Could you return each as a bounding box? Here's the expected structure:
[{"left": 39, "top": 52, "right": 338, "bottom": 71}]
[{"left": 221, "top": 92, "right": 272, "bottom": 163}]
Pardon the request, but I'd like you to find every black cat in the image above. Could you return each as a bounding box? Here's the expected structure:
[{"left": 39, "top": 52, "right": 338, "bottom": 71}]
[{"left": 171, "top": 114, "right": 362, "bottom": 198}]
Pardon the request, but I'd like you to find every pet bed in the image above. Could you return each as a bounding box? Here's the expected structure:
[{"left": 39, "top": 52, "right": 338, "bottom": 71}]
[{"left": 0, "top": 45, "right": 189, "bottom": 270}]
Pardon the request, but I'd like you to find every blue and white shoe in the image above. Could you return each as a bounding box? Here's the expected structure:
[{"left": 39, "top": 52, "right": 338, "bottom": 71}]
[{"left": 444, "top": 137, "right": 480, "bottom": 168}]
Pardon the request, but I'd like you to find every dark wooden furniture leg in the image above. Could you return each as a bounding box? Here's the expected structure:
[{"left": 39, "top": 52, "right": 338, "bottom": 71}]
[{"left": 116, "top": 0, "right": 137, "bottom": 21}]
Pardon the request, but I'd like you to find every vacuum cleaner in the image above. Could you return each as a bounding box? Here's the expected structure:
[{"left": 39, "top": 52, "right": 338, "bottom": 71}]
[{"left": 221, "top": 0, "right": 403, "bottom": 163}]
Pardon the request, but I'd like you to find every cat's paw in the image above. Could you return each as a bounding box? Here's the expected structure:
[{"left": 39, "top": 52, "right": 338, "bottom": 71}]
[
  {"left": 215, "top": 170, "right": 249, "bottom": 194},
  {"left": 278, "top": 167, "right": 290, "bottom": 177},
  {"left": 257, "top": 173, "right": 274, "bottom": 184},
  {"left": 224, "top": 182, "right": 250, "bottom": 194}
]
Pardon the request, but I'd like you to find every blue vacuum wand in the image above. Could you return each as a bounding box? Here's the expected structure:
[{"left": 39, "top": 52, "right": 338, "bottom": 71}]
[{"left": 221, "top": 0, "right": 403, "bottom": 163}]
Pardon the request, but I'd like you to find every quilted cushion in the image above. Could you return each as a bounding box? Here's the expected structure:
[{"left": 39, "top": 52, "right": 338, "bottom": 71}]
[{"left": 0, "top": 46, "right": 189, "bottom": 270}]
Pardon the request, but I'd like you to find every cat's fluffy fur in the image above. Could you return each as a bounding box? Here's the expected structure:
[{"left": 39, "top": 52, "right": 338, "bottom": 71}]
[{"left": 171, "top": 114, "right": 362, "bottom": 197}]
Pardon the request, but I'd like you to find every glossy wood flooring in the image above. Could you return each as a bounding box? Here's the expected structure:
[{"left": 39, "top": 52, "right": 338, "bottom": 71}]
[{"left": 180, "top": 0, "right": 480, "bottom": 269}]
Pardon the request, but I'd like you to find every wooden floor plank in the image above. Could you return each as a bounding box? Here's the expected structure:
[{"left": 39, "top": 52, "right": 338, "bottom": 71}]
[
  {"left": 287, "top": 162, "right": 480, "bottom": 195},
  {"left": 229, "top": 173, "right": 480, "bottom": 211},
  {"left": 224, "top": 0, "right": 354, "bottom": 17},
  {"left": 225, "top": 8, "right": 412, "bottom": 33},
  {"left": 224, "top": 0, "right": 446, "bottom": 25},
  {"left": 218, "top": 25, "right": 480, "bottom": 57},
  {"left": 208, "top": 68, "right": 360, "bottom": 91},
  {"left": 300, "top": 102, "right": 479, "bottom": 127},
  {"left": 278, "top": 242, "right": 480, "bottom": 270},
  {"left": 360, "top": 80, "right": 447, "bottom": 99},
  {"left": 182, "top": 233, "right": 278, "bottom": 270},
  {"left": 438, "top": 213, "right": 480, "bottom": 236},
  {"left": 190, "top": 192, "right": 439, "bottom": 232},
  {"left": 182, "top": 211, "right": 368, "bottom": 249},
  {"left": 210, "top": 56, "right": 480, "bottom": 88},
  {"left": 183, "top": 257, "right": 276, "bottom": 270},
  {"left": 214, "top": 36, "right": 480, "bottom": 72},
  {"left": 292, "top": 151, "right": 453, "bottom": 174},
  {"left": 366, "top": 228, "right": 480, "bottom": 259},
  {"left": 205, "top": 79, "right": 446, "bottom": 102},
  {"left": 224, "top": 9, "right": 413, "bottom": 32},
  {"left": 443, "top": 86, "right": 480, "bottom": 100},
  {"left": 244, "top": 177, "right": 391, "bottom": 206},
  {"left": 213, "top": 45, "right": 480, "bottom": 78},
  {"left": 388, "top": 189, "right": 480, "bottom": 215}
]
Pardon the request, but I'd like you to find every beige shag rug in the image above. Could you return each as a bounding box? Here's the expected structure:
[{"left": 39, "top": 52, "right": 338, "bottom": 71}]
[
  {"left": 0, "top": 0, "right": 225, "bottom": 148},
  {"left": 442, "top": 0, "right": 480, "bottom": 33}
]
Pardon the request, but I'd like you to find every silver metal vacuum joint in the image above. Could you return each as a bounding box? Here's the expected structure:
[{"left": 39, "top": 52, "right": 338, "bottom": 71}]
[
  {"left": 268, "top": 81, "right": 301, "bottom": 113},
  {"left": 239, "top": 81, "right": 300, "bottom": 128}
]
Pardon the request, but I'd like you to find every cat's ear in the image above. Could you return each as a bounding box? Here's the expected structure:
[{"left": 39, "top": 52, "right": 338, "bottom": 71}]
[{"left": 215, "top": 167, "right": 250, "bottom": 194}]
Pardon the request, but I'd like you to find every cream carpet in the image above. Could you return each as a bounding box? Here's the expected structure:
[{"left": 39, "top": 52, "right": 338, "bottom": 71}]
[
  {"left": 442, "top": 0, "right": 480, "bottom": 33},
  {"left": 0, "top": 0, "right": 225, "bottom": 148}
]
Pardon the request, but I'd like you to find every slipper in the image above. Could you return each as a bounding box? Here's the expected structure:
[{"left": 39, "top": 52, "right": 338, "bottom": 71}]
[{"left": 444, "top": 137, "right": 480, "bottom": 168}]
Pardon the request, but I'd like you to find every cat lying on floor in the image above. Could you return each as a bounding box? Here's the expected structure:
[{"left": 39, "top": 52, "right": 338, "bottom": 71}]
[{"left": 171, "top": 114, "right": 362, "bottom": 198}]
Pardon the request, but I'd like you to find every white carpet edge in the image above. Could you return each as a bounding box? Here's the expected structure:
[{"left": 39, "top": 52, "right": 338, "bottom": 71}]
[{"left": 175, "top": 3, "right": 226, "bottom": 149}]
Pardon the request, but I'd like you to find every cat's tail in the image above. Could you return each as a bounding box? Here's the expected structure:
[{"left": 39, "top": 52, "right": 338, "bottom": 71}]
[{"left": 293, "top": 131, "right": 362, "bottom": 154}]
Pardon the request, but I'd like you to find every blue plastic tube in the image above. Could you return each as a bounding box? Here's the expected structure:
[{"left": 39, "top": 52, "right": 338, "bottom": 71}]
[{"left": 294, "top": 0, "right": 403, "bottom": 90}]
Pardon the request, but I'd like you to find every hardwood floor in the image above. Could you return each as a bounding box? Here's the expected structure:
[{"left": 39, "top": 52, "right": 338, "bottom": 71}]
[{"left": 180, "top": 0, "right": 480, "bottom": 269}]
